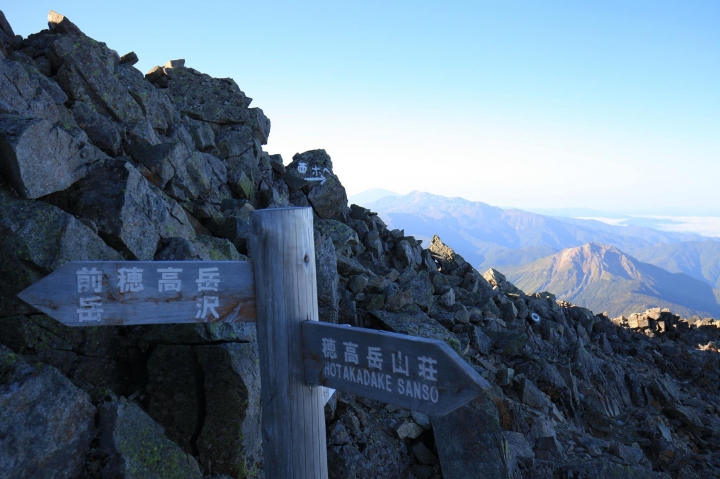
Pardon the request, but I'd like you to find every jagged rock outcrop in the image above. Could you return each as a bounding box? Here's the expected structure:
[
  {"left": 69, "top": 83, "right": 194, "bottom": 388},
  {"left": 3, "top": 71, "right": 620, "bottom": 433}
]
[{"left": 2, "top": 9, "right": 720, "bottom": 479}]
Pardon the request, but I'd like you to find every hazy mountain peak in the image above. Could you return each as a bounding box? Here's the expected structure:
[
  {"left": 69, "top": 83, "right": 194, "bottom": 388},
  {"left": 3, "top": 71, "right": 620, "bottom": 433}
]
[
  {"left": 505, "top": 243, "right": 720, "bottom": 318},
  {"left": 347, "top": 188, "right": 400, "bottom": 206}
]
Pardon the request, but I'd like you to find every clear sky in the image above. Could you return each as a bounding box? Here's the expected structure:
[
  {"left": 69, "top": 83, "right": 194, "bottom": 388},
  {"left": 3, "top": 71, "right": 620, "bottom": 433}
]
[{"left": 6, "top": 1, "right": 720, "bottom": 214}]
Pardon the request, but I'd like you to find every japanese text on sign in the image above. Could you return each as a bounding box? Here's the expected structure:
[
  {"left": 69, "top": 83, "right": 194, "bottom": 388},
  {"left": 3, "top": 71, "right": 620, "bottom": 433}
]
[
  {"left": 72, "top": 265, "right": 225, "bottom": 323},
  {"left": 319, "top": 337, "right": 440, "bottom": 403}
]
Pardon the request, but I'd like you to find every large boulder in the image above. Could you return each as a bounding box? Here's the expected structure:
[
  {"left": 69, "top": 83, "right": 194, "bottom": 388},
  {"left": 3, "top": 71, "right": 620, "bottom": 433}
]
[
  {"left": 71, "top": 100, "right": 122, "bottom": 155},
  {"left": 128, "top": 136, "right": 230, "bottom": 205},
  {"left": 315, "top": 233, "right": 340, "bottom": 324},
  {"left": 0, "top": 58, "right": 63, "bottom": 122},
  {"left": 47, "top": 34, "right": 145, "bottom": 124},
  {"left": 164, "top": 66, "right": 253, "bottom": 124},
  {"left": 0, "top": 188, "right": 121, "bottom": 316},
  {"left": 196, "top": 341, "right": 262, "bottom": 478},
  {"left": 0, "top": 345, "right": 96, "bottom": 479},
  {"left": 0, "top": 114, "right": 108, "bottom": 198},
  {"left": 115, "top": 62, "right": 179, "bottom": 131},
  {"left": 432, "top": 393, "right": 510, "bottom": 479},
  {"left": 145, "top": 345, "right": 201, "bottom": 454},
  {"left": 286, "top": 149, "right": 349, "bottom": 221},
  {"left": 94, "top": 394, "right": 202, "bottom": 478},
  {"left": 44, "top": 159, "right": 197, "bottom": 260}
]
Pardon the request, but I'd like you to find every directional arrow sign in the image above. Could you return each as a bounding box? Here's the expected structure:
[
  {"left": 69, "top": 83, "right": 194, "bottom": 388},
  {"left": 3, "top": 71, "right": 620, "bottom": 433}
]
[
  {"left": 18, "top": 261, "right": 256, "bottom": 327},
  {"left": 302, "top": 321, "right": 491, "bottom": 416}
]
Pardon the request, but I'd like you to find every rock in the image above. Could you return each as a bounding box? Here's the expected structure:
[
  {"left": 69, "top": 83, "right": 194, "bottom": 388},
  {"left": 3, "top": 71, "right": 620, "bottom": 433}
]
[
  {"left": 439, "top": 288, "right": 456, "bottom": 307},
  {"left": 454, "top": 309, "right": 471, "bottom": 324},
  {"left": 316, "top": 218, "right": 360, "bottom": 250},
  {"left": 428, "top": 235, "right": 466, "bottom": 274},
  {"left": 0, "top": 114, "right": 108, "bottom": 198},
  {"left": 196, "top": 342, "right": 262, "bottom": 478},
  {"left": 47, "top": 10, "right": 84, "bottom": 35},
  {"left": 337, "top": 254, "right": 371, "bottom": 276},
  {"left": 609, "top": 442, "right": 652, "bottom": 468},
  {"left": 518, "top": 377, "right": 550, "bottom": 410},
  {"left": 128, "top": 138, "right": 230, "bottom": 204},
  {"left": 166, "top": 66, "right": 252, "bottom": 122},
  {"left": 385, "top": 289, "right": 413, "bottom": 312},
  {"left": 370, "top": 309, "right": 453, "bottom": 343},
  {"left": 497, "top": 300, "right": 518, "bottom": 321},
  {"left": 396, "top": 239, "right": 421, "bottom": 268},
  {"left": 394, "top": 421, "right": 425, "bottom": 440},
  {"left": 95, "top": 394, "right": 202, "bottom": 478},
  {"left": 185, "top": 117, "right": 216, "bottom": 151},
  {"left": 49, "top": 35, "right": 145, "bottom": 124},
  {"left": 496, "top": 367, "right": 514, "bottom": 386},
  {"left": 403, "top": 270, "right": 435, "bottom": 310},
  {"left": 536, "top": 435, "right": 562, "bottom": 452},
  {"left": 338, "top": 291, "right": 359, "bottom": 326},
  {"left": 0, "top": 58, "right": 62, "bottom": 122},
  {"left": 502, "top": 431, "right": 535, "bottom": 473},
  {"left": 483, "top": 329, "right": 528, "bottom": 357},
  {"left": 349, "top": 274, "right": 369, "bottom": 296},
  {"left": 154, "top": 237, "right": 206, "bottom": 261},
  {"left": 472, "top": 327, "right": 493, "bottom": 355},
  {"left": 145, "top": 345, "right": 201, "bottom": 453},
  {"left": 663, "top": 405, "right": 704, "bottom": 432},
  {"left": 119, "top": 51, "right": 138, "bottom": 65},
  {"left": 218, "top": 203, "right": 254, "bottom": 255},
  {"left": 72, "top": 100, "right": 122, "bottom": 155},
  {"left": 194, "top": 235, "right": 242, "bottom": 261},
  {"left": 0, "top": 189, "right": 121, "bottom": 316},
  {"left": 213, "top": 124, "right": 254, "bottom": 158},
  {"left": 0, "top": 10, "right": 15, "bottom": 38},
  {"left": 432, "top": 393, "right": 509, "bottom": 479},
  {"left": 0, "top": 345, "right": 96, "bottom": 479},
  {"left": 45, "top": 159, "right": 196, "bottom": 260},
  {"left": 411, "top": 441, "right": 438, "bottom": 465},
  {"left": 286, "top": 150, "right": 349, "bottom": 221},
  {"left": 316, "top": 234, "right": 340, "bottom": 323},
  {"left": 115, "top": 63, "right": 179, "bottom": 130}
]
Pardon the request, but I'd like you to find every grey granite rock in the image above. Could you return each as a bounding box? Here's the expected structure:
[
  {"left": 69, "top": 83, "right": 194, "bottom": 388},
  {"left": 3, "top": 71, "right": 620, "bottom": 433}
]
[
  {"left": 45, "top": 159, "right": 196, "bottom": 260},
  {"left": 0, "top": 114, "right": 108, "bottom": 198},
  {"left": 0, "top": 345, "right": 96, "bottom": 479},
  {"left": 95, "top": 394, "right": 202, "bottom": 478}
]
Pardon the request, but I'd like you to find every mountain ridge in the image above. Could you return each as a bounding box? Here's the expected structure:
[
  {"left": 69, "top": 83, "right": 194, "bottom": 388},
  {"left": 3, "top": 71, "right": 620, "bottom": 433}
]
[
  {"left": 363, "top": 190, "right": 714, "bottom": 270},
  {"left": 503, "top": 242, "right": 720, "bottom": 318}
]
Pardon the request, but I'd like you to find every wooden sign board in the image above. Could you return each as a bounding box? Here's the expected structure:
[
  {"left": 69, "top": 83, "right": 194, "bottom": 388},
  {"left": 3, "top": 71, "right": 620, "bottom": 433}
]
[
  {"left": 17, "top": 261, "right": 256, "bottom": 326},
  {"left": 302, "top": 321, "right": 491, "bottom": 416}
]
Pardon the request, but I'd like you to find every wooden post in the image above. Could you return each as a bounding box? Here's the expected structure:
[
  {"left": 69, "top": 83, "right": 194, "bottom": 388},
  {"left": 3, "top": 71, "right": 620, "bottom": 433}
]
[{"left": 250, "top": 207, "right": 328, "bottom": 479}]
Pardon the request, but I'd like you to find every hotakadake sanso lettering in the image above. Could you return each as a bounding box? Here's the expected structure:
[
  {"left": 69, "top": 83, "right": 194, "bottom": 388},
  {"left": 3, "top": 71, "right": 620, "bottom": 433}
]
[{"left": 302, "top": 321, "right": 491, "bottom": 416}]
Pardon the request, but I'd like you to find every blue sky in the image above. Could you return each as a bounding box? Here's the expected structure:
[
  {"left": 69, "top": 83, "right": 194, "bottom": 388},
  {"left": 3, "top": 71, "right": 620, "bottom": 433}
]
[{"left": 6, "top": 1, "right": 720, "bottom": 214}]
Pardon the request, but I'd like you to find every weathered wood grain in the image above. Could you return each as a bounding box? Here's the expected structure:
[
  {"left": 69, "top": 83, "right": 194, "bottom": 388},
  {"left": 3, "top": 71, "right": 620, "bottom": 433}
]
[
  {"left": 17, "top": 261, "right": 256, "bottom": 326},
  {"left": 250, "top": 207, "right": 328, "bottom": 479},
  {"left": 302, "top": 321, "right": 491, "bottom": 416}
]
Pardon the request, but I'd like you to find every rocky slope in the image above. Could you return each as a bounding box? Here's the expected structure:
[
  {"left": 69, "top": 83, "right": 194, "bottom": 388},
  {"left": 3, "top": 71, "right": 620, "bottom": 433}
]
[
  {"left": 503, "top": 243, "right": 720, "bottom": 318},
  {"left": 2, "top": 10, "right": 720, "bottom": 479}
]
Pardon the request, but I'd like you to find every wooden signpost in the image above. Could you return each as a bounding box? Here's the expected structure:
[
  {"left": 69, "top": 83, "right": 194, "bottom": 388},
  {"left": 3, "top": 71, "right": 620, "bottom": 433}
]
[
  {"left": 302, "top": 321, "right": 490, "bottom": 416},
  {"left": 17, "top": 261, "right": 256, "bottom": 326},
  {"left": 18, "top": 207, "right": 490, "bottom": 479}
]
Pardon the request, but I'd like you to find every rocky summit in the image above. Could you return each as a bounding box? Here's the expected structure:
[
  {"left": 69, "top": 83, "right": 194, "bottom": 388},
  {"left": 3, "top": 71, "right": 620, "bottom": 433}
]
[{"left": 1, "top": 10, "right": 720, "bottom": 479}]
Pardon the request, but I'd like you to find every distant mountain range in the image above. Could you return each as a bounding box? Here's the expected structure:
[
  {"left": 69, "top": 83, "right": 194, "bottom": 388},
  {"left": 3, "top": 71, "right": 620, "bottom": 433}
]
[
  {"left": 354, "top": 190, "right": 720, "bottom": 317},
  {"left": 502, "top": 244, "right": 720, "bottom": 318},
  {"left": 347, "top": 188, "right": 400, "bottom": 206},
  {"left": 362, "top": 191, "right": 709, "bottom": 266}
]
